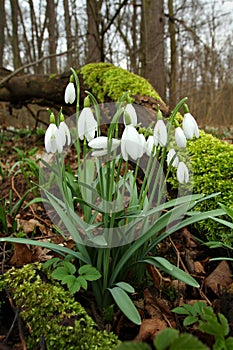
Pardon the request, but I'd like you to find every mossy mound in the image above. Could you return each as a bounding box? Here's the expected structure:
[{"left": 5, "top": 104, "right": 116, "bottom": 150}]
[
  {"left": 80, "top": 62, "right": 162, "bottom": 102},
  {"left": 187, "top": 131, "right": 233, "bottom": 244},
  {"left": 1, "top": 263, "right": 120, "bottom": 350}
]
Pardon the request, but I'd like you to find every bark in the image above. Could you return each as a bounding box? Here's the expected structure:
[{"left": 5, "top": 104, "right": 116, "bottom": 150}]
[
  {"left": 9, "top": 0, "right": 22, "bottom": 69},
  {"left": 0, "top": 0, "right": 5, "bottom": 67},
  {"left": 141, "top": 0, "right": 166, "bottom": 100},
  {"left": 168, "top": 0, "right": 177, "bottom": 108},
  {"left": 0, "top": 71, "right": 169, "bottom": 123},
  {"left": 63, "top": 0, "right": 73, "bottom": 68},
  {"left": 46, "top": 0, "right": 58, "bottom": 73},
  {"left": 86, "top": 0, "right": 103, "bottom": 63}
]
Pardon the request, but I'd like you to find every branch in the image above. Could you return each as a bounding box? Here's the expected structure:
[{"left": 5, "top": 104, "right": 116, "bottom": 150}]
[
  {"left": 103, "top": 0, "right": 128, "bottom": 35},
  {"left": 0, "top": 47, "right": 75, "bottom": 88}
]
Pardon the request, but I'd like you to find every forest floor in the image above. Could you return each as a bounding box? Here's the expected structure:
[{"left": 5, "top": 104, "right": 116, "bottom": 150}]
[{"left": 0, "top": 128, "right": 233, "bottom": 350}]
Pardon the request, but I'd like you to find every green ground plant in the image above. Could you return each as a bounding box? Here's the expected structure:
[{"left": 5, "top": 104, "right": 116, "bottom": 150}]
[
  {"left": 0, "top": 263, "right": 120, "bottom": 350},
  {"left": 187, "top": 132, "right": 233, "bottom": 245}
]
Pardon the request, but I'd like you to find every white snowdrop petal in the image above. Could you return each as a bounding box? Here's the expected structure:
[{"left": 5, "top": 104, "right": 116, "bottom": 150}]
[
  {"left": 175, "top": 127, "right": 187, "bottom": 148},
  {"left": 153, "top": 120, "right": 167, "bottom": 146},
  {"left": 124, "top": 104, "right": 138, "bottom": 126},
  {"left": 64, "top": 82, "right": 76, "bottom": 104},
  {"left": 177, "top": 161, "right": 189, "bottom": 183}
]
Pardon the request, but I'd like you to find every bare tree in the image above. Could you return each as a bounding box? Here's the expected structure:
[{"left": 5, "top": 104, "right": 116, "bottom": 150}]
[
  {"left": 0, "top": 0, "right": 5, "bottom": 67},
  {"left": 168, "top": 0, "right": 177, "bottom": 108},
  {"left": 63, "top": 0, "right": 73, "bottom": 68},
  {"left": 46, "top": 0, "right": 58, "bottom": 73},
  {"left": 141, "top": 0, "right": 166, "bottom": 100},
  {"left": 86, "top": 0, "right": 103, "bottom": 62},
  {"left": 9, "top": 0, "right": 22, "bottom": 69}
]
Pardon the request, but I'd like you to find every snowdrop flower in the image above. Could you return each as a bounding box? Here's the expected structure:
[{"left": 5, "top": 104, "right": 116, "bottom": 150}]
[
  {"left": 153, "top": 120, "right": 167, "bottom": 147},
  {"left": 44, "top": 118, "right": 63, "bottom": 154},
  {"left": 139, "top": 133, "right": 146, "bottom": 156},
  {"left": 59, "top": 121, "right": 71, "bottom": 147},
  {"left": 64, "top": 82, "right": 76, "bottom": 104},
  {"left": 167, "top": 148, "right": 179, "bottom": 167},
  {"left": 175, "top": 127, "right": 187, "bottom": 148},
  {"left": 121, "top": 125, "right": 144, "bottom": 161},
  {"left": 78, "top": 107, "right": 97, "bottom": 141},
  {"left": 124, "top": 104, "right": 137, "bottom": 126},
  {"left": 145, "top": 135, "right": 156, "bottom": 156},
  {"left": 177, "top": 161, "right": 189, "bottom": 183},
  {"left": 182, "top": 105, "right": 199, "bottom": 140},
  {"left": 88, "top": 136, "right": 120, "bottom": 157}
]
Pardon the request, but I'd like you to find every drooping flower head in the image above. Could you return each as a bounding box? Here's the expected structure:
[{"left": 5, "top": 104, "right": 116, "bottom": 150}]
[
  {"left": 64, "top": 75, "right": 76, "bottom": 104},
  {"left": 182, "top": 104, "right": 199, "bottom": 140},
  {"left": 124, "top": 104, "right": 137, "bottom": 126},
  {"left": 175, "top": 126, "right": 187, "bottom": 148},
  {"left": 88, "top": 136, "right": 121, "bottom": 157},
  {"left": 59, "top": 112, "right": 71, "bottom": 147},
  {"left": 44, "top": 113, "right": 63, "bottom": 153},
  {"left": 177, "top": 161, "right": 189, "bottom": 183},
  {"left": 167, "top": 148, "right": 179, "bottom": 167},
  {"left": 78, "top": 96, "right": 97, "bottom": 141},
  {"left": 121, "top": 125, "right": 144, "bottom": 161},
  {"left": 145, "top": 135, "right": 156, "bottom": 157}
]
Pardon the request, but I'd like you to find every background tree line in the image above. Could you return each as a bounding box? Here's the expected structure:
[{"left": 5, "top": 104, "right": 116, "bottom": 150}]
[{"left": 0, "top": 0, "right": 232, "bottom": 129}]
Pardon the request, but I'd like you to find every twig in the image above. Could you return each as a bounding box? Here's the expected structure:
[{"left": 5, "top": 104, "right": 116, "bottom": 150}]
[
  {"left": 4, "top": 292, "right": 27, "bottom": 350},
  {"left": 0, "top": 47, "right": 76, "bottom": 88}
]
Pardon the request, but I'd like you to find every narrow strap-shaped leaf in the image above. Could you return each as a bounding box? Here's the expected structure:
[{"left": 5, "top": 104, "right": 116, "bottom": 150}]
[
  {"left": 108, "top": 287, "right": 141, "bottom": 325},
  {"left": 0, "top": 237, "right": 89, "bottom": 263}
]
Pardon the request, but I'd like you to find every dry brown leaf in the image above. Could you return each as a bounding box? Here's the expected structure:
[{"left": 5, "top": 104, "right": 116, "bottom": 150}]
[
  {"left": 194, "top": 261, "right": 206, "bottom": 275},
  {"left": 205, "top": 260, "right": 232, "bottom": 296},
  {"left": 134, "top": 318, "right": 167, "bottom": 342},
  {"left": 10, "top": 243, "right": 37, "bottom": 266}
]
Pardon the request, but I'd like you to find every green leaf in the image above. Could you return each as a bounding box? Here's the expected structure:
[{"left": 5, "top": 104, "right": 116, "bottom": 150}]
[
  {"left": 183, "top": 315, "right": 199, "bottom": 327},
  {"left": 219, "top": 203, "right": 233, "bottom": 220},
  {"left": 108, "top": 287, "right": 141, "bottom": 325},
  {"left": 154, "top": 328, "right": 179, "bottom": 350},
  {"left": 172, "top": 306, "right": 190, "bottom": 315},
  {"left": 116, "top": 342, "right": 151, "bottom": 350},
  {"left": 51, "top": 267, "right": 68, "bottom": 280},
  {"left": 225, "top": 337, "right": 233, "bottom": 350},
  {"left": 0, "top": 237, "right": 89, "bottom": 263},
  {"left": 115, "top": 282, "right": 135, "bottom": 293},
  {"left": 77, "top": 275, "right": 88, "bottom": 290},
  {"left": 63, "top": 261, "right": 76, "bottom": 274},
  {"left": 78, "top": 264, "right": 101, "bottom": 281},
  {"left": 143, "top": 257, "right": 199, "bottom": 288},
  {"left": 169, "top": 333, "right": 208, "bottom": 350},
  {"left": 210, "top": 216, "right": 233, "bottom": 229},
  {"left": 218, "top": 313, "right": 229, "bottom": 337},
  {"left": 61, "top": 274, "right": 75, "bottom": 285},
  {"left": 68, "top": 278, "right": 81, "bottom": 294},
  {"left": 213, "top": 337, "right": 226, "bottom": 350}
]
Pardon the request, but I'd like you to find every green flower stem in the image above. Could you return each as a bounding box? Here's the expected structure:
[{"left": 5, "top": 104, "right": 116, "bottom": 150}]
[{"left": 70, "top": 68, "right": 81, "bottom": 167}]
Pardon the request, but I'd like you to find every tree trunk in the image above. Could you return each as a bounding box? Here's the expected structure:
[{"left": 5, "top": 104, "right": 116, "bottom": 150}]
[
  {"left": 0, "top": 0, "right": 5, "bottom": 67},
  {"left": 9, "top": 0, "right": 22, "bottom": 69},
  {"left": 168, "top": 0, "right": 177, "bottom": 108},
  {"left": 63, "top": 0, "right": 73, "bottom": 68},
  {"left": 46, "top": 0, "right": 58, "bottom": 73},
  {"left": 141, "top": 0, "right": 166, "bottom": 100},
  {"left": 86, "top": 0, "right": 103, "bottom": 63}
]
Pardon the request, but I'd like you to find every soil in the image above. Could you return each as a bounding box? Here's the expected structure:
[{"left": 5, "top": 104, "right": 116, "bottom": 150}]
[{"left": 0, "top": 128, "right": 233, "bottom": 350}]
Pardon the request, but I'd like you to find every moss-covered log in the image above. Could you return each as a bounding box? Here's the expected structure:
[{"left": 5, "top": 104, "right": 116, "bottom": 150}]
[{"left": 1, "top": 263, "right": 120, "bottom": 350}]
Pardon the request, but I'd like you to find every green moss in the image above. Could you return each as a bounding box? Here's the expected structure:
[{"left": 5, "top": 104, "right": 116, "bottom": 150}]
[
  {"left": 2, "top": 263, "right": 120, "bottom": 350},
  {"left": 187, "top": 131, "right": 233, "bottom": 244},
  {"left": 80, "top": 62, "right": 162, "bottom": 102}
]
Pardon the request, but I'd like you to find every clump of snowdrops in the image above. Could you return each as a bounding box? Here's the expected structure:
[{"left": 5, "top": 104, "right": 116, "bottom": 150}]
[{"left": 0, "top": 69, "right": 224, "bottom": 325}]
